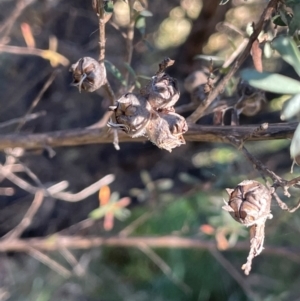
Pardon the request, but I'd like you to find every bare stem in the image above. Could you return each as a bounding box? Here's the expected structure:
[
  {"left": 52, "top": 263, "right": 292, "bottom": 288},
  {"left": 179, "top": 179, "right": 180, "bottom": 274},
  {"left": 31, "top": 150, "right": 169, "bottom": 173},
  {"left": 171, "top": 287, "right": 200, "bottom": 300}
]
[
  {"left": 125, "top": 0, "right": 136, "bottom": 86},
  {"left": 0, "top": 122, "right": 295, "bottom": 151},
  {"left": 97, "top": 0, "right": 106, "bottom": 63}
]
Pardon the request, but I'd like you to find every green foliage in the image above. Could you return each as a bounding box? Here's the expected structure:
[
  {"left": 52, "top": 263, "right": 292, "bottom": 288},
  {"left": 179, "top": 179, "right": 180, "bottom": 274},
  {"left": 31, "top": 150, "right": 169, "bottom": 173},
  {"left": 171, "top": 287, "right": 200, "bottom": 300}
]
[
  {"left": 104, "top": 0, "right": 114, "bottom": 13},
  {"left": 281, "top": 94, "right": 300, "bottom": 120},
  {"left": 240, "top": 69, "right": 300, "bottom": 94},
  {"left": 272, "top": 36, "right": 300, "bottom": 76},
  {"left": 104, "top": 60, "right": 127, "bottom": 86}
]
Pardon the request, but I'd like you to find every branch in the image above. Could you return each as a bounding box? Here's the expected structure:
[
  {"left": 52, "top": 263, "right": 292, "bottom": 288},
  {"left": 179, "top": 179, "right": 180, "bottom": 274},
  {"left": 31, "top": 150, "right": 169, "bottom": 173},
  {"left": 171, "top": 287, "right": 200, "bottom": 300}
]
[
  {"left": 0, "top": 235, "right": 299, "bottom": 263},
  {"left": 187, "top": 0, "right": 279, "bottom": 123},
  {"left": 4, "top": 190, "right": 44, "bottom": 240},
  {"left": 0, "top": 122, "right": 294, "bottom": 151}
]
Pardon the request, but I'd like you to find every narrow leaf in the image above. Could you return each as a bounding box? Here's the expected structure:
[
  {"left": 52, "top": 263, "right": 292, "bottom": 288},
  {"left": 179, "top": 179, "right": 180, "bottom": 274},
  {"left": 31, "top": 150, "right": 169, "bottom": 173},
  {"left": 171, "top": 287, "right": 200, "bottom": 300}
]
[
  {"left": 194, "top": 54, "right": 224, "bottom": 64},
  {"left": 251, "top": 40, "right": 262, "bottom": 72},
  {"left": 139, "top": 10, "right": 153, "bottom": 17},
  {"left": 89, "top": 206, "right": 109, "bottom": 220},
  {"left": 104, "top": 60, "right": 126, "bottom": 86},
  {"left": 99, "top": 185, "right": 110, "bottom": 206},
  {"left": 272, "top": 36, "right": 300, "bottom": 77},
  {"left": 124, "top": 62, "right": 136, "bottom": 79},
  {"left": 240, "top": 69, "right": 300, "bottom": 94},
  {"left": 290, "top": 123, "right": 300, "bottom": 159},
  {"left": 219, "top": 0, "right": 230, "bottom": 4},
  {"left": 281, "top": 94, "right": 300, "bottom": 120},
  {"left": 135, "top": 16, "right": 146, "bottom": 36}
]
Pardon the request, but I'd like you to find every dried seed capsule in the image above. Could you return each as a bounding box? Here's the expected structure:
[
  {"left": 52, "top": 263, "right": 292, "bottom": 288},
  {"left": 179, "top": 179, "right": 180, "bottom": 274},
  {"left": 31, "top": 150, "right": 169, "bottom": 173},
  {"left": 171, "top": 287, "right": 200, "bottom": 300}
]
[
  {"left": 108, "top": 93, "right": 188, "bottom": 152},
  {"left": 70, "top": 57, "right": 106, "bottom": 92},
  {"left": 108, "top": 93, "right": 151, "bottom": 137},
  {"left": 223, "top": 180, "right": 272, "bottom": 226},
  {"left": 141, "top": 73, "right": 180, "bottom": 111}
]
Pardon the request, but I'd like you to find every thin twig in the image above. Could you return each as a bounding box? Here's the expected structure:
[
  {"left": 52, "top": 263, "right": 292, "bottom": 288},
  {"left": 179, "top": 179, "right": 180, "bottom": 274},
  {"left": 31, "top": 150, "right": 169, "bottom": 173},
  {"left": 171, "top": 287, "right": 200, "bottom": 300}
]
[
  {"left": 0, "top": 111, "right": 46, "bottom": 129},
  {"left": 52, "top": 174, "right": 115, "bottom": 202},
  {"left": 27, "top": 247, "right": 71, "bottom": 278},
  {"left": 124, "top": 0, "right": 136, "bottom": 86},
  {"left": 210, "top": 248, "right": 258, "bottom": 299},
  {"left": 0, "top": 236, "right": 299, "bottom": 262},
  {"left": 138, "top": 243, "right": 192, "bottom": 295},
  {"left": 119, "top": 211, "right": 154, "bottom": 237},
  {"left": 187, "top": 0, "right": 279, "bottom": 123},
  {"left": 0, "top": 0, "right": 36, "bottom": 44},
  {"left": 15, "top": 71, "right": 58, "bottom": 132},
  {"left": 0, "top": 45, "right": 69, "bottom": 66},
  {"left": 0, "top": 165, "right": 115, "bottom": 201},
  {"left": 96, "top": 0, "right": 106, "bottom": 63},
  {"left": 4, "top": 190, "right": 44, "bottom": 240},
  {"left": 95, "top": 0, "right": 119, "bottom": 149},
  {"left": 59, "top": 247, "right": 85, "bottom": 277}
]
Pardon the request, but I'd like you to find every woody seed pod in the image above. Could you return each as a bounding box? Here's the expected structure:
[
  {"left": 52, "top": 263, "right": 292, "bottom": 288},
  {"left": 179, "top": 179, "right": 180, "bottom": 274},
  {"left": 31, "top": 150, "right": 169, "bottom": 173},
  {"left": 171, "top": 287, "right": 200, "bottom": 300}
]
[
  {"left": 146, "top": 111, "right": 188, "bottom": 152},
  {"left": 141, "top": 73, "right": 180, "bottom": 111},
  {"left": 108, "top": 93, "right": 151, "bottom": 138},
  {"left": 70, "top": 57, "right": 106, "bottom": 92},
  {"left": 223, "top": 180, "right": 272, "bottom": 226}
]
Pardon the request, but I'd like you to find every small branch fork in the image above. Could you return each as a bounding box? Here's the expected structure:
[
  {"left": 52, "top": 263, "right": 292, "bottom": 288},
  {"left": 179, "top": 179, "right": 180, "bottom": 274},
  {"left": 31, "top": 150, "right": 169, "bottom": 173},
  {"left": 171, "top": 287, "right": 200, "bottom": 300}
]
[
  {"left": 227, "top": 126, "right": 300, "bottom": 274},
  {"left": 187, "top": 0, "right": 280, "bottom": 123}
]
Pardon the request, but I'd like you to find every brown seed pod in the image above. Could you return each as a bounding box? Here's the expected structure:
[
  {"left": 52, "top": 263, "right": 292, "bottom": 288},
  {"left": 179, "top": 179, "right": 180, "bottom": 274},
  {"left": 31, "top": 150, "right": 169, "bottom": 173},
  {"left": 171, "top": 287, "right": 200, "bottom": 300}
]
[
  {"left": 236, "top": 80, "right": 266, "bottom": 116},
  {"left": 223, "top": 180, "right": 272, "bottom": 226},
  {"left": 70, "top": 57, "right": 106, "bottom": 92},
  {"left": 146, "top": 111, "right": 188, "bottom": 152},
  {"left": 141, "top": 73, "right": 180, "bottom": 111},
  {"left": 108, "top": 93, "right": 188, "bottom": 152},
  {"left": 108, "top": 93, "right": 151, "bottom": 138}
]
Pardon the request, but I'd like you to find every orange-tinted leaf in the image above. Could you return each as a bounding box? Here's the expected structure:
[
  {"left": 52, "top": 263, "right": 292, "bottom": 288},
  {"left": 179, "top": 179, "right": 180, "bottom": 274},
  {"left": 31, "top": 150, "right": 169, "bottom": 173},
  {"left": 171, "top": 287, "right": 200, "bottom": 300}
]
[
  {"left": 104, "top": 212, "right": 114, "bottom": 231},
  {"left": 99, "top": 185, "right": 111, "bottom": 206},
  {"left": 116, "top": 197, "right": 131, "bottom": 208},
  {"left": 200, "top": 224, "right": 215, "bottom": 235},
  {"left": 21, "top": 23, "right": 35, "bottom": 48},
  {"left": 40, "top": 49, "right": 69, "bottom": 67},
  {"left": 251, "top": 39, "right": 263, "bottom": 72},
  {"left": 216, "top": 230, "right": 229, "bottom": 250}
]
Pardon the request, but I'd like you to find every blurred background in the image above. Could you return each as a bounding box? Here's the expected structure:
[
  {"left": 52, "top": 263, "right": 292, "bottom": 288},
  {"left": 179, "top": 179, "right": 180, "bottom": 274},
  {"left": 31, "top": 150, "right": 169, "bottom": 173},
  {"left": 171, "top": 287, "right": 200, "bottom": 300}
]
[{"left": 0, "top": 0, "right": 299, "bottom": 300}]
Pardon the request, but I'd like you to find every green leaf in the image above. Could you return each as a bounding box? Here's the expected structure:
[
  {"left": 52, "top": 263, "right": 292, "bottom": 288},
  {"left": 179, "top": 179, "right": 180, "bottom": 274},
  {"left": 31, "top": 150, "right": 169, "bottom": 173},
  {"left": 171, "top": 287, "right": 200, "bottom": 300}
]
[
  {"left": 281, "top": 94, "right": 300, "bottom": 120},
  {"left": 219, "top": 0, "right": 230, "bottom": 5},
  {"left": 156, "top": 179, "right": 173, "bottom": 191},
  {"left": 272, "top": 36, "right": 300, "bottom": 77},
  {"left": 89, "top": 206, "right": 108, "bottom": 220},
  {"left": 290, "top": 123, "right": 300, "bottom": 159},
  {"left": 104, "top": 0, "right": 114, "bottom": 13},
  {"left": 137, "top": 74, "right": 152, "bottom": 80},
  {"left": 240, "top": 69, "right": 300, "bottom": 94},
  {"left": 193, "top": 55, "right": 224, "bottom": 65},
  {"left": 104, "top": 60, "right": 126, "bottom": 86},
  {"left": 114, "top": 208, "right": 131, "bottom": 221},
  {"left": 264, "top": 42, "right": 273, "bottom": 59},
  {"left": 288, "top": 4, "right": 300, "bottom": 34},
  {"left": 123, "top": 62, "right": 136, "bottom": 79},
  {"left": 273, "top": 15, "right": 288, "bottom": 26},
  {"left": 135, "top": 16, "right": 146, "bottom": 36},
  {"left": 142, "top": 39, "right": 154, "bottom": 51},
  {"left": 135, "top": 80, "right": 141, "bottom": 89},
  {"left": 139, "top": 10, "right": 153, "bottom": 17}
]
